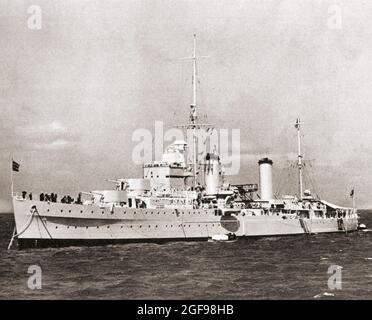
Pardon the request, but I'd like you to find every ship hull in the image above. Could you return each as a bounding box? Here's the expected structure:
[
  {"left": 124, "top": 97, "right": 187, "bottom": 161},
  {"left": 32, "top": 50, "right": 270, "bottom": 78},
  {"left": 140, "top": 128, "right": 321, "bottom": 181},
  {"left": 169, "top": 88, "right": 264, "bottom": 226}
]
[{"left": 12, "top": 198, "right": 359, "bottom": 249}]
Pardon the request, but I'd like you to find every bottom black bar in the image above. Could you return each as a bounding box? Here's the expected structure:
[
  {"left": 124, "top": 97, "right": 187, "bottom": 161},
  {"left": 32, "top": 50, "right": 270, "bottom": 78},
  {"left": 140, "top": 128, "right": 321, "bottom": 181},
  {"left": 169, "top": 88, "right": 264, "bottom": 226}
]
[{"left": 0, "top": 300, "right": 369, "bottom": 319}]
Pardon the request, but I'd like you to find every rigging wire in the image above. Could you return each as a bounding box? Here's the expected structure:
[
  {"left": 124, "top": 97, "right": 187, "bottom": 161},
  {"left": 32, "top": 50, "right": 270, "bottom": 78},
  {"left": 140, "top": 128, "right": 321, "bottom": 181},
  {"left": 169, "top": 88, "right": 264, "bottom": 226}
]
[{"left": 307, "top": 160, "right": 323, "bottom": 199}]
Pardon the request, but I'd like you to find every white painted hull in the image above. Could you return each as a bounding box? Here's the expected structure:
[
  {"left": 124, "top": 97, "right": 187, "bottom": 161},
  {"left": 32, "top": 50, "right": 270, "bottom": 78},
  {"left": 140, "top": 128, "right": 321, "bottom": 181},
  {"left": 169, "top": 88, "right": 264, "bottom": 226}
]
[{"left": 12, "top": 198, "right": 359, "bottom": 248}]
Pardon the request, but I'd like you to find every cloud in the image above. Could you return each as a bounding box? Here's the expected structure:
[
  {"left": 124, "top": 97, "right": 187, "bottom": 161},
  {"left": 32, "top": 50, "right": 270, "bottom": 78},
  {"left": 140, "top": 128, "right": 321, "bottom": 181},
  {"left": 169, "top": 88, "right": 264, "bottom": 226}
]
[
  {"left": 44, "top": 121, "right": 67, "bottom": 133},
  {"left": 15, "top": 121, "right": 67, "bottom": 136},
  {"left": 32, "top": 139, "right": 74, "bottom": 150},
  {"left": 225, "top": 151, "right": 298, "bottom": 166},
  {"left": 12, "top": 121, "right": 78, "bottom": 151}
]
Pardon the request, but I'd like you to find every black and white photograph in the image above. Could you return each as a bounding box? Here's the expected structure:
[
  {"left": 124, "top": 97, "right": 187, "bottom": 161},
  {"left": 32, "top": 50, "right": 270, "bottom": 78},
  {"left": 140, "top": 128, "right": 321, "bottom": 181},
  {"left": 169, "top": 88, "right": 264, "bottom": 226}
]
[{"left": 0, "top": 0, "right": 371, "bottom": 305}]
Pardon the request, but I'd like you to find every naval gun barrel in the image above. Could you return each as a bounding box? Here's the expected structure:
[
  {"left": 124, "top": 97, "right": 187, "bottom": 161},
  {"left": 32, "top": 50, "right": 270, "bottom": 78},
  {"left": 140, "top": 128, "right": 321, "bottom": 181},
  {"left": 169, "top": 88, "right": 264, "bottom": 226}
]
[
  {"left": 107, "top": 179, "right": 121, "bottom": 183},
  {"left": 107, "top": 179, "right": 129, "bottom": 191},
  {"left": 107, "top": 179, "right": 128, "bottom": 183},
  {"left": 81, "top": 191, "right": 104, "bottom": 197}
]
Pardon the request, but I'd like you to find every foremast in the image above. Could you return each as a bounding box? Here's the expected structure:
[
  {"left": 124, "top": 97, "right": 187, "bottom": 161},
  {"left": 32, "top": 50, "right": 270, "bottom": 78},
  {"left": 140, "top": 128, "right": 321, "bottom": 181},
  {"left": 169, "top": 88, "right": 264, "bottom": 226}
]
[{"left": 177, "top": 34, "right": 213, "bottom": 188}]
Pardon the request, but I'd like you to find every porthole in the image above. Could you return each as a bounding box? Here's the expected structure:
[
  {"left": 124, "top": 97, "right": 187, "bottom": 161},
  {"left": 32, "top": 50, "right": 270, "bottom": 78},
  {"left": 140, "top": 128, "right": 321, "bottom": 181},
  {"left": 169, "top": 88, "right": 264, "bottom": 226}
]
[
  {"left": 69, "top": 210, "right": 71, "bottom": 213},
  {"left": 75, "top": 226, "right": 77, "bottom": 229},
  {"left": 96, "top": 226, "right": 99, "bottom": 228},
  {"left": 107, "top": 226, "right": 110, "bottom": 229},
  {"left": 60, "top": 210, "right": 63, "bottom": 213},
  {"left": 80, "top": 210, "right": 83, "bottom": 213},
  {"left": 91, "top": 211, "right": 94, "bottom": 213},
  {"left": 55, "top": 226, "right": 58, "bottom": 229},
  {"left": 139, "top": 225, "right": 142, "bottom": 228}
]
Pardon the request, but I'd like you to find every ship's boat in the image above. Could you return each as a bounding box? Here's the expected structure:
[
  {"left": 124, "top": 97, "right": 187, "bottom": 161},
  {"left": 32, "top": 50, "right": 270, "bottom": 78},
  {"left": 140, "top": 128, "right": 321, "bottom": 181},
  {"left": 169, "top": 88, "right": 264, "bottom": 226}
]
[
  {"left": 210, "top": 233, "right": 237, "bottom": 242},
  {"left": 8, "top": 35, "right": 359, "bottom": 249}
]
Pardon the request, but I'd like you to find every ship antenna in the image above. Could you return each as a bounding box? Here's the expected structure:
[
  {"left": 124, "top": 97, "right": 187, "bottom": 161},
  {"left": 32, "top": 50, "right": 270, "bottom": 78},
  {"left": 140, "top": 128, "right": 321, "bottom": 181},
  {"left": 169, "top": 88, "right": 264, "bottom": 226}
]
[{"left": 295, "top": 118, "right": 304, "bottom": 199}]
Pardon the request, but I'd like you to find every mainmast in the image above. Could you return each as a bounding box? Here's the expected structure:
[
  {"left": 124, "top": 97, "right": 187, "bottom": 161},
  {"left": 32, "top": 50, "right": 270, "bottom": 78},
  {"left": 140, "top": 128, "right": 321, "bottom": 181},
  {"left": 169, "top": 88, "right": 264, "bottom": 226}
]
[
  {"left": 192, "top": 34, "right": 197, "bottom": 115},
  {"left": 177, "top": 34, "right": 212, "bottom": 188},
  {"left": 295, "top": 118, "right": 304, "bottom": 199}
]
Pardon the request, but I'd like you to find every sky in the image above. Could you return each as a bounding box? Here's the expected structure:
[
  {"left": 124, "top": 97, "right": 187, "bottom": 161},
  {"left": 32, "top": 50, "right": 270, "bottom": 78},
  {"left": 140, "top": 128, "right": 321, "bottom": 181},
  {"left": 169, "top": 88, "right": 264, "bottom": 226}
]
[{"left": 1, "top": 0, "right": 372, "bottom": 212}]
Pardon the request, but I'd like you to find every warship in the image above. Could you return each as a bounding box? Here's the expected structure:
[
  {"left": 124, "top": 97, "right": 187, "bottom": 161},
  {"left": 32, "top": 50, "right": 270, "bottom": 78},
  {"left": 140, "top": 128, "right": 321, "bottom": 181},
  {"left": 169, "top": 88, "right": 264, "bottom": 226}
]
[{"left": 9, "top": 35, "right": 359, "bottom": 249}]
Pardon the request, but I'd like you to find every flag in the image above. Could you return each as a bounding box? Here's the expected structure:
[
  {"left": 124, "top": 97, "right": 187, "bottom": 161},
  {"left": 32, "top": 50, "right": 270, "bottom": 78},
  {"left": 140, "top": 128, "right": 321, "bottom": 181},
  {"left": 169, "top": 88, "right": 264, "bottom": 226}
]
[
  {"left": 350, "top": 188, "right": 354, "bottom": 198},
  {"left": 12, "top": 160, "right": 20, "bottom": 172},
  {"left": 295, "top": 118, "right": 300, "bottom": 129}
]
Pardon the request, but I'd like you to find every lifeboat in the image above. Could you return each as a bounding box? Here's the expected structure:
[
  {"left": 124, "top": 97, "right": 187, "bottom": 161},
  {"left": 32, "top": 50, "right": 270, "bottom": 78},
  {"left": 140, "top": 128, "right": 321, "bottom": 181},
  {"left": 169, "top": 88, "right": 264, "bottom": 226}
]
[{"left": 210, "top": 233, "right": 237, "bottom": 242}]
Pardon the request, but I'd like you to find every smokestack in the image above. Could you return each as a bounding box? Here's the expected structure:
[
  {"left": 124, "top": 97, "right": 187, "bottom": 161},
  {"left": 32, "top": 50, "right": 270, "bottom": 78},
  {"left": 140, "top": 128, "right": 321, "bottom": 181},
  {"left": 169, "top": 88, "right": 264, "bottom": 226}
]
[
  {"left": 258, "top": 158, "right": 274, "bottom": 200},
  {"left": 205, "top": 152, "right": 220, "bottom": 195}
]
